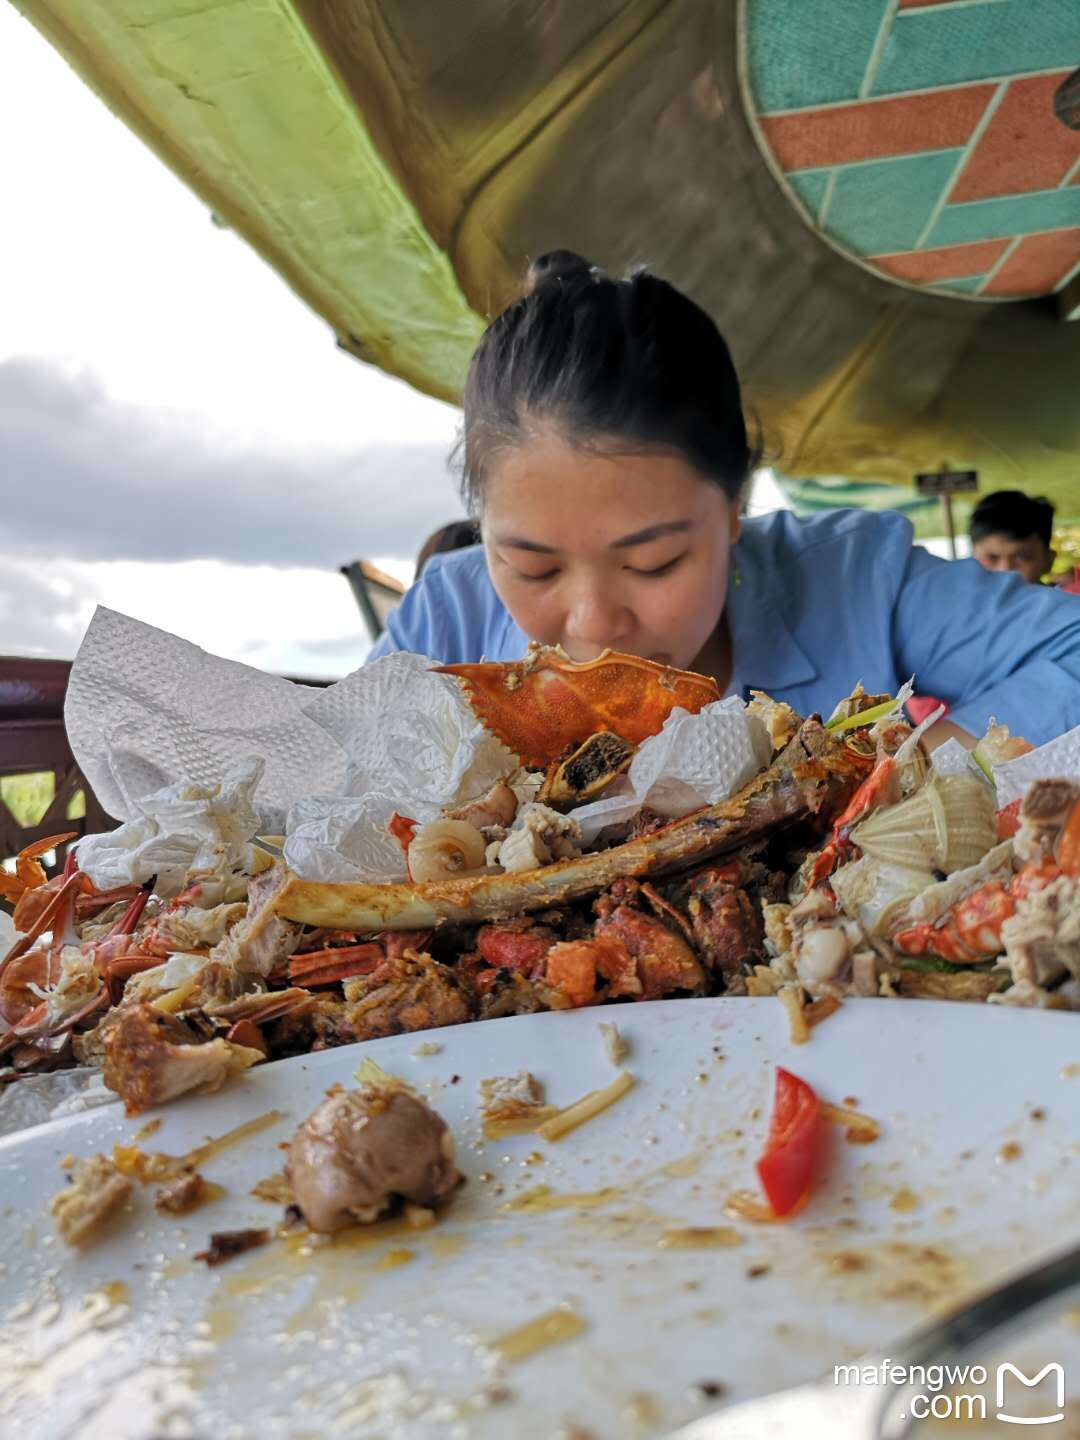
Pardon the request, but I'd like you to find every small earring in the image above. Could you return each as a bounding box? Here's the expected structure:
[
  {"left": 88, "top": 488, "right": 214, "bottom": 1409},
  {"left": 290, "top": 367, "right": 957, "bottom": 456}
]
[{"left": 733, "top": 568, "right": 743, "bottom": 587}]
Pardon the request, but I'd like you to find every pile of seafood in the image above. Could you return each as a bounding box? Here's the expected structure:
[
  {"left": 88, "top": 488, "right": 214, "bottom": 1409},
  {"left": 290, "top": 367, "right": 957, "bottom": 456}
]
[{"left": 2, "top": 648, "right": 1078, "bottom": 1117}]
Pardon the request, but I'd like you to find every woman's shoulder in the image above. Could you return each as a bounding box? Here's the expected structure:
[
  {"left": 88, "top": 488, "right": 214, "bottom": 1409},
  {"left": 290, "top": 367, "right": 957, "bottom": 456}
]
[
  {"left": 420, "top": 542, "right": 492, "bottom": 590},
  {"left": 370, "top": 544, "right": 525, "bottom": 663},
  {"left": 738, "top": 508, "right": 915, "bottom": 589},
  {"left": 741, "top": 506, "right": 914, "bottom": 558}
]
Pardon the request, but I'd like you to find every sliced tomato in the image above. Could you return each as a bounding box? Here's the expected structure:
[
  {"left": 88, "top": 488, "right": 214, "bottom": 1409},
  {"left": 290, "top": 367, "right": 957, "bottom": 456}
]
[{"left": 755, "top": 1067, "right": 826, "bottom": 1219}]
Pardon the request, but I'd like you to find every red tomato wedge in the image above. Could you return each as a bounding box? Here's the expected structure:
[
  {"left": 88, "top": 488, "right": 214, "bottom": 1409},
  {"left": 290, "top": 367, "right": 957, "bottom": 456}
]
[{"left": 755, "top": 1067, "right": 827, "bottom": 1219}]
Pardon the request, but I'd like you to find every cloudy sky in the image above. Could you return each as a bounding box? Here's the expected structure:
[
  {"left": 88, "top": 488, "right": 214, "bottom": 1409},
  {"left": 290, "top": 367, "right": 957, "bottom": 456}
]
[{"left": 0, "top": 5, "right": 465, "bottom": 677}]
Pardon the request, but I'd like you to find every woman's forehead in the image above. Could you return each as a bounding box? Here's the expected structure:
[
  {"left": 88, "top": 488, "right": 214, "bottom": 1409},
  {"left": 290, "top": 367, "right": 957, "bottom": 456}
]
[{"left": 482, "top": 433, "right": 723, "bottom": 541}]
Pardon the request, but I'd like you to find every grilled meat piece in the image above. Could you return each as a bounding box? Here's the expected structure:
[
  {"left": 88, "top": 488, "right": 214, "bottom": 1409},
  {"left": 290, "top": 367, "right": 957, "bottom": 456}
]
[
  {"left": 593, "top": 904, "right": 706, "bottom": 999},
  {"left": 102, "top": 1003, "right": 263, "bottom": 1115},
  {"left": 211, "top": 864, "right": 302, "bottom": 980},
  {"left": 683, "top": 869, "right": 765, "bottom": 978},
  {"left": 475, "top": 920, "right": 559, "bottom": 974},
  {"left": 341, "top": 950, "right": 474, "bottom": 1041}
]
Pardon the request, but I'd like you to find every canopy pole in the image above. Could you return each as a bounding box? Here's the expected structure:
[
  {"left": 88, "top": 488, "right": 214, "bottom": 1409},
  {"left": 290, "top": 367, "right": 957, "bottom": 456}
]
[{"left": 940, "top": 493, "right": 957, "bottom": 559}]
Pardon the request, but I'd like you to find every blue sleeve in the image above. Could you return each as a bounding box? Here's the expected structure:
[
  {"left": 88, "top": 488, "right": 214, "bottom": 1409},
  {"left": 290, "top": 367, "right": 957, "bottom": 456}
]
[
  {"left": 365, "top": 570, "right": 452, "bottom": 663},
  {"left": 364, "top": 552, "right": 501, "bottom": 664},
  {"left": 892, "top": 547, "right": 1080, "bottom": 744}
]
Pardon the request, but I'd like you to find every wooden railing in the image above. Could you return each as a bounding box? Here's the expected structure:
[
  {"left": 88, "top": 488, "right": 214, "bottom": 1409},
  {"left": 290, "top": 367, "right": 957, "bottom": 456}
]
[
  {"left": 0, "top": 658, "right": 117, "bottom": 873},
  {"left": 0, "top": 657, "right": 332, "bottom": 876}
]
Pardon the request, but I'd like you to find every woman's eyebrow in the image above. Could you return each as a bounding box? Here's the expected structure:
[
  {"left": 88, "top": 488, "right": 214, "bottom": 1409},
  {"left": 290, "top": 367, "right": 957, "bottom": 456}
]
[
  {"left": 493, "top": 520, "right": 692, "bottom": 554},
  {"left": 610, "top": 520, "right": 692, "bottom": 549},
  {"left": 494, "top": 535, "right": 558, "bottom": 554}
]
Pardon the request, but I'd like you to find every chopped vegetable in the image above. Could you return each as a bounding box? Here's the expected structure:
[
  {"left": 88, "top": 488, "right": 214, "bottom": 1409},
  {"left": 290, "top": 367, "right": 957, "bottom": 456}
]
[
  {"left": 825, "top": 692, "right": 905, "bottom": 734},
  {"left": 778, "top": 986, "right": 809, "bottom": 1044},
  {"left": 820, "top": 1101, "right": 881, "bottom": 1145},
  {"left": 537, "top": 1071, "right": 635, "bottom": 1142},
  {"left": 755, "top": 1067, "right": 826, "bottom": 1218},
  {"left": 354, "top": 1056, "right": 394, "bottom": 1086}
]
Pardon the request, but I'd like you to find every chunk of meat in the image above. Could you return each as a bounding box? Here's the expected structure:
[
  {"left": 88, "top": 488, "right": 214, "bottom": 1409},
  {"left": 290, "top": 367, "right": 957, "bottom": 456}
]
[
  {"left": 342, "top": 950, "right": 474, "bottom": 1041},
  {"left": 154, "top": 1172, "right": 210, "bottom": 1215},
  {"left": 286, "top": 1083, "right": 461, "bottom": 1233},
  {"left": 683, "top": 871, "right": 764, "bottom": 977},
  {"left": 593, "top": 905, "right": 706, "bottom": 999},
  {"left": 209, "top": 864, "right": 302, "bottom": 980},
  {"left": 476, "top": 921, "right": 559, "bottom": 974},
  {"left": 102, "top": 1003, "right": 263, "bottom": 1115},
  {"left": 1001, "top": 874, "right": 1080, "bottom": 990},
  {"left": 542, "top": 939, "right": 604, "bottom": 1006},
  {"left": 194, "top": 1228, "right": 271, "bottom": 1266},
  {"left": 144, "top": 902, "right": 247, "bottom": 955},
  {"left": 269, "top": 994, "right": 356, "bottom": 1054},
  {"left": 478, "top": 970, "right": 552, "bottom": 1019},
  {"left": 50, "top": 1153, "right": 133, "bottom": 1246}
]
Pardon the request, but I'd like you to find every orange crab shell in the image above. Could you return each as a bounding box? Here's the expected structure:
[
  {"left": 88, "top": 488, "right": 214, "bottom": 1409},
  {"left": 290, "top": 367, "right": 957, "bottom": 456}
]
[{"left": 434, "top": 647, "right": 721, "bottom": 768}]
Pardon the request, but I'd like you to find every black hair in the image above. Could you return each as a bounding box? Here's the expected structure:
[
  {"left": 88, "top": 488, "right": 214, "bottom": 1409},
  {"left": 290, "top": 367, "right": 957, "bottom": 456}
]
[
  {"left": 415, "top": 519, "right": 481, "bottom": 577},
  {"left": 969, "top": 490, "right": 1055, "bottom": 548},
  {"left": 459, "top": 249, "right": 758, "bottom": 511}
]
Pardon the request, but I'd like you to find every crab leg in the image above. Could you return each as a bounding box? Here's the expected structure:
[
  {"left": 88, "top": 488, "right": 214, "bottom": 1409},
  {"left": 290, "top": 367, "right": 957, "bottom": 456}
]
[
  {"left": 276, "top": 719, "right": 864, "bottom": 932},
  {"left": 0, "top": 831, "right": 78, "bottom": 904},
  {"left": 288, "top": 943, "right": 385, "bottom": 987},
  {"left": 0, "top": 870, "right": 85, "bottom": 978}
]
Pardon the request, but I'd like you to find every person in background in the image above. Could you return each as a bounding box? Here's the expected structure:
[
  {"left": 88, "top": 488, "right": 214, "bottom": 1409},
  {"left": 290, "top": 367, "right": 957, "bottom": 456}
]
[
  {"left": 415, "top": 519, "right": 480, "bottom": 579},
  {"left": 369, "top": 250, "right": 1080, "bottom": 746},
  {"left": 969, "top": 491, "right": 1057, "bottom": 585}
]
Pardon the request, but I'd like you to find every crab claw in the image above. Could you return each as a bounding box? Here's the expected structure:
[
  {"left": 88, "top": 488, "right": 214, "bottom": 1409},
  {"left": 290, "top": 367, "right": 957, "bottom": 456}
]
[{"left": 435, "top": 645, "right": 719, "bottom": 768}]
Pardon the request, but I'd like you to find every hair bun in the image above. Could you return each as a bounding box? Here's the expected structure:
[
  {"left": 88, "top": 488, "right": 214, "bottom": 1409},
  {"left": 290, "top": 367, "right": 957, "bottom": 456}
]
[{"left": 523, "top": 249, "right": 597, "bottom": 296}]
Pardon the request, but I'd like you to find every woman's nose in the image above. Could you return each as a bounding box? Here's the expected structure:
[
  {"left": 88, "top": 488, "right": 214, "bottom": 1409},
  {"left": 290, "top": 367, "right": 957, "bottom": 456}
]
[{"left": 564, "top": 581, "right": 629, "bottom": 647}]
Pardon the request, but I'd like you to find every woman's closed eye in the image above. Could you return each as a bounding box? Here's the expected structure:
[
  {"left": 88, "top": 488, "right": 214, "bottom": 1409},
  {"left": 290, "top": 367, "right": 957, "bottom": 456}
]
[
  {"left": 515, "top": 566, "right": 561, "bottom": 583},
  {"left": 626, "top": 553, "right": 687, "bottom": 578}
]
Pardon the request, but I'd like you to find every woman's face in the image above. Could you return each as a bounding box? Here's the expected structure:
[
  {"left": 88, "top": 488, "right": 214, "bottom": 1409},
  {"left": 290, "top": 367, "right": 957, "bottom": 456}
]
[{"left": 482, "top": 428, "right": 740, "bottom": 671}]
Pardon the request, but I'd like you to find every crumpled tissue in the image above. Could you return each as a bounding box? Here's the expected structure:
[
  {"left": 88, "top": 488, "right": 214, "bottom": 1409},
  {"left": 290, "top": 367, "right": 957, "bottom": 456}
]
[
  {"left": 570, "top": 697, "right": 773, "bottom": 844},
  {"left": 930, "top": 738, "right": 983, "bottom": 779},
  {"left": 993, "top": 722, "right": 1080, "bottom": 807},
  {"left": 66, "top": 609, "right": 514, "bottom": 886},
  {"left": 76, "top": 756, "right": 264, "bottom": 896},
  {"left": 283, "top": 653, "right": 515, "bottom": 883}
]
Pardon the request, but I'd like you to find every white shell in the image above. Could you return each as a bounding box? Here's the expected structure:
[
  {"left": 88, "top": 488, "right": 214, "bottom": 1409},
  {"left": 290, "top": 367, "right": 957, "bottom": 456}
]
[
  {"left": 849, "top": 773, "right": 995, "bottom": 875},
  {"left": 407, "top": 819, "right": 487, "bottom": 883}
]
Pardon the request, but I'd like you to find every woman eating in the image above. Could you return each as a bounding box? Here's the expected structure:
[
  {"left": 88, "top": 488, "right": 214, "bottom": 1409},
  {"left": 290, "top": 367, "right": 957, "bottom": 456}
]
[{"left": 369, "top": 250, "right": 1080, "bottom": 747}]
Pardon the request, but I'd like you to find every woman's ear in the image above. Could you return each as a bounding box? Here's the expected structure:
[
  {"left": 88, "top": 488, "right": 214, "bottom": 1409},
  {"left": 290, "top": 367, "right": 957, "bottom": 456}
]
[{"left": 728, "top": 496, "right": 743, "bottom": 547}]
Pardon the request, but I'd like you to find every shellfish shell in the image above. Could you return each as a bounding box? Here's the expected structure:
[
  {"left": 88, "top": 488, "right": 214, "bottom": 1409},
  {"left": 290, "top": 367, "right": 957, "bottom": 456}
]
[
  {"left": 848, "top": 773, "right": 995, "bottom": 876},
  {"left": 406, "top": 819, "right": 487, "bottom": 884},
  {"left": 537, "top": 730, "right": 636, "bottom": 809}
]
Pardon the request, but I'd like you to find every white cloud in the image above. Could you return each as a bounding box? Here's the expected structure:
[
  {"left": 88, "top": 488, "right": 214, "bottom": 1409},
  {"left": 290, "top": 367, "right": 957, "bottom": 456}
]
[
  {"left": 0, "top": 6, "right": 462, "bottom": 455},
  {"left": 0, "top": 356, "right": 467, "bottom": 569},
  {"left": 0, "top": 9, "right": 480, "bottom": 673},
  {"left": 0, "top": 554, "right": 382, "bottom": 679}
]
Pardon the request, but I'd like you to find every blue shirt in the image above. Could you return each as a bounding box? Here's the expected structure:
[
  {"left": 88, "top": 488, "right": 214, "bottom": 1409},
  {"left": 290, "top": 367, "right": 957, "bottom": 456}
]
[{"left": 369, "top": 509, "right": 1080, "bottom": 745}]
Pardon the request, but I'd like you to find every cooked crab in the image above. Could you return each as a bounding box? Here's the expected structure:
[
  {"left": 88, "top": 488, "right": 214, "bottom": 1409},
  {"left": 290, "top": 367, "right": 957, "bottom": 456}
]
[{"left": 435, "top": 644, "right": 719, "bottom": 767}]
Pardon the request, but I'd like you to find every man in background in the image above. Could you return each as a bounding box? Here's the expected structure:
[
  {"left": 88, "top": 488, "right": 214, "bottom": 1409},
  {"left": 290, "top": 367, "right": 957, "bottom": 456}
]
[{"left": 969, "top": 491, "right": 1057, "bottom": 584}]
